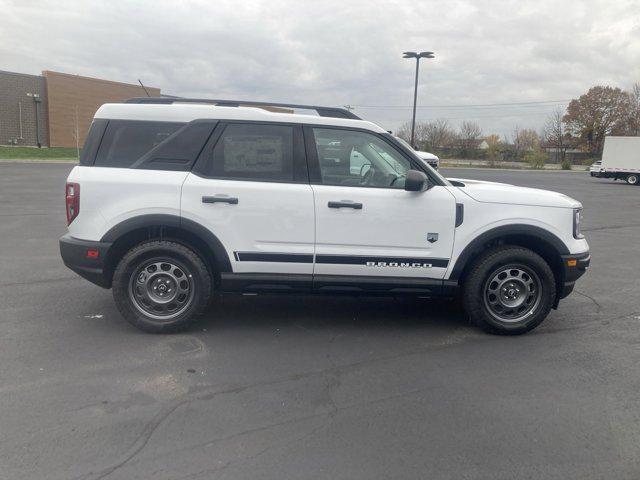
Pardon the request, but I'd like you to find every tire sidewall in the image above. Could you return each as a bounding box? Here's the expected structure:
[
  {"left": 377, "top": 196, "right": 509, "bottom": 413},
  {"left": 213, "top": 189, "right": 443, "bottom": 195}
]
[
  {"left": 113, "top": 242, "right": 210, "bottom": 333},
  {"left": 464, "top": 248, "right": 556, "bottom": 334},
  {"left": 627, "top": 175, "right": 638, "bottom": 185}
]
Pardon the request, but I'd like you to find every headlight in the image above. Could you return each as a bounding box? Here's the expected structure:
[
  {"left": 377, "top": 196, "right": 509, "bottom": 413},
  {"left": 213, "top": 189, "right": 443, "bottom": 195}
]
[{"left": 573, "top": 208, "right": 584, "bottom": 239}]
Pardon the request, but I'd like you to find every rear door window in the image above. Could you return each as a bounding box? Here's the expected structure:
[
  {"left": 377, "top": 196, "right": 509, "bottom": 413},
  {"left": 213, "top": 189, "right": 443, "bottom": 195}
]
[{"left": 198, "top": 123, "right": 308, "bottom": 183}]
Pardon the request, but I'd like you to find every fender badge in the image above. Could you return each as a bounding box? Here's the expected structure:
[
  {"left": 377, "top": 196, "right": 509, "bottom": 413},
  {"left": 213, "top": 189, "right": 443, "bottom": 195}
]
[{"left": 427, "top": 233, "right": 439, "bottom": 243}]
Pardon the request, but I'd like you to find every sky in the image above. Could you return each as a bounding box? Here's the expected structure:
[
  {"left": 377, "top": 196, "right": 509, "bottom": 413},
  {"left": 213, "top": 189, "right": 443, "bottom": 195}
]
[{"left": 1, "top": 0, "right": 639, "bottom": 138}]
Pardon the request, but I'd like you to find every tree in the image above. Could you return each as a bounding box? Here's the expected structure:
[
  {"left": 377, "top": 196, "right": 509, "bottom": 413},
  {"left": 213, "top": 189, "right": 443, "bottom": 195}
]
[
  {"left": 457, "top": 121, "right": 482, "bottom": 158},
  {"left": 395, "top": 121, "right": 413, "bottom": 143},
  {"left": 422, "top": 119, "right": 455, "bottom": 151},
  {"left": 484, "top": 134, "right": 502, "bottom": 167},
  {"left": 511, "top": 126, "right": 540, "bottom": 160},
  {"left": 396, "top": 119, "right": 455, "bottom": 153},
  {"left": 563, "top": 86, "right": 632, "bottom": 155},
  {"left": 396, "top": 121, "right": 428, "bottom": 149},
  {"left": 627, "top": 83, "right": 640, "bottom": 136},
  {"left": 524, "top": 146, "right": 548, "bottom": 169},
  {"left": 543, "top": 108, "right": 572, "bottom": 168}
]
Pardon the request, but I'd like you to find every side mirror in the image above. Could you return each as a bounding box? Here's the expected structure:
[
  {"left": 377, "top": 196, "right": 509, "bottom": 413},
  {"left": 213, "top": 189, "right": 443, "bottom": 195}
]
[{"left": 404, "top": 169, "right": 429, "bottom": 192}]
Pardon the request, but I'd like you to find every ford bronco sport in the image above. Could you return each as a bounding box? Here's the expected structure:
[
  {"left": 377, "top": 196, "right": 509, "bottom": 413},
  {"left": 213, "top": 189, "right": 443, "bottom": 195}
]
[{"left": 60, "top": 98, "right": 590, "bottom": 334}]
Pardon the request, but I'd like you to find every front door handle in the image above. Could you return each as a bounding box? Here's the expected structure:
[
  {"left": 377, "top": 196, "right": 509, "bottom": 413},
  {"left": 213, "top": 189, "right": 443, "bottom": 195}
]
[
  {"left": 328, "top": 201, "right": 362, "bottom": 209},
  {"left": 202, "top": 195, "right": 238, "bottom": 205}
]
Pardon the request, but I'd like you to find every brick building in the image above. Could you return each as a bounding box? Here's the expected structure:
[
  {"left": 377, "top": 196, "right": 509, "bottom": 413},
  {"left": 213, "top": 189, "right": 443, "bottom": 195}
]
[
  {"left": 0, "top": 70, "right": 161, "bottom": 148},
  {"left": 0, "top": 70, "right": 49, "bottom": 147}
]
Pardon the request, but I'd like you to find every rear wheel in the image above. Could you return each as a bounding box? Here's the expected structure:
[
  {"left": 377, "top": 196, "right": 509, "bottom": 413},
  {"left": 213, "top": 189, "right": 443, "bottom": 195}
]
[
  {"left": 462, "top": 246, "right": 556, "bottom": 335},
  {"left": 112, "top": 240, "right": 211, "bottom": 333},
  {"left": 626, "top": 174, "right": 639, "bottom": 185}
]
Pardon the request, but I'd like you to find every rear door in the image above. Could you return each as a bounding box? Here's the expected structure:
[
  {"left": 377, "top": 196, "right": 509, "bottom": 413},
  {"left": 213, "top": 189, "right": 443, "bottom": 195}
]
[{"left": 181, "top": 122, "right": 315, "bottom": 280}]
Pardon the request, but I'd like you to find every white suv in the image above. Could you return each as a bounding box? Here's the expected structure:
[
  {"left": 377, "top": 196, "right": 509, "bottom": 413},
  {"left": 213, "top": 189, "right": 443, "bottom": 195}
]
[{"left": 60, "top": 98, "right": 590, "bottom": 335}]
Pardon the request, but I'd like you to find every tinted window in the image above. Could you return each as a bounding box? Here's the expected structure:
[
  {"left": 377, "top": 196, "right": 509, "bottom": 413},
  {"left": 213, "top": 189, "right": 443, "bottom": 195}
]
[
  {"left": 313, "top": 128, "right": 412, "bottom": 188},
  {"left": 95, "top": 121, "right": 183, "bottom": 168},
  {"left": 79, "top": 119, "right": 108, "bottom": 166},
  {"left": 206, "top": 124, "right": 295, "bottom": 181},
  {"left": 133, "top": 121, "right": 216, "bottom": 171}
]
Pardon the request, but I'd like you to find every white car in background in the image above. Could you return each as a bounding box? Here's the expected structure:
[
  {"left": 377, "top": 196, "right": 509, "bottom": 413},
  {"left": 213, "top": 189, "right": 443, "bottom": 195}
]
[{"left": 395, "top": 136, "right": 440, "bottom": 170}]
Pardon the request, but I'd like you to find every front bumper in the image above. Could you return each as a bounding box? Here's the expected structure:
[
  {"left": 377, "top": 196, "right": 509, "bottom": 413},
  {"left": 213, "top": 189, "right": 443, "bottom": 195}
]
[
  {"left": 59, "top": 234, "right": 113, "bottom": 288},
  {"left": 558, "top": 251, "right": 590, "bottom": 300}
]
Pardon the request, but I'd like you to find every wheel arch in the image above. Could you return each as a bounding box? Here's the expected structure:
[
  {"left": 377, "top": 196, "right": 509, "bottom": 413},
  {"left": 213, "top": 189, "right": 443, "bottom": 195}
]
[
  {"left": 101, "top": 214, "right": 232, "bottom": 287},
  {"left": 449, "top": 224, "right": 569, "bottom": 298}
]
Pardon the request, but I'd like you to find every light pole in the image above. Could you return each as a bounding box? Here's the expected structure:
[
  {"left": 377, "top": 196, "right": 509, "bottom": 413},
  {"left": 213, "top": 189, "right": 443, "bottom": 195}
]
[
  {"left": 403, "top": 51, "right": 434, "bottom": 148},
  {"left": 26, "top": 92, "right": 42, "bottom": 148}
]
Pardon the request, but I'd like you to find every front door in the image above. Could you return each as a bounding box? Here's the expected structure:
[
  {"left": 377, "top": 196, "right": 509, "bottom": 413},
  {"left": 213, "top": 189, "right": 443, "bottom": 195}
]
[{"left": 306, "top": 126, "right": 457, "bottom": 282}]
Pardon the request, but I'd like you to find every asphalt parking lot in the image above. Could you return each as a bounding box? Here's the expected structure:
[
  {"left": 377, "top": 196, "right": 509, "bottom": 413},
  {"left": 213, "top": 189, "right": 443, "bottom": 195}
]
[{"left": 1, "top": 162, "right": 639, "bottom": 480}]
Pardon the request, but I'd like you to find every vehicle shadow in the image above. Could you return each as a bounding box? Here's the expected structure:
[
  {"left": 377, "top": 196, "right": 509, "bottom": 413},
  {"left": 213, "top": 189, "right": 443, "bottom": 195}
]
[{"left": 197, "top": 294, "right": 471, "bottom": 333}]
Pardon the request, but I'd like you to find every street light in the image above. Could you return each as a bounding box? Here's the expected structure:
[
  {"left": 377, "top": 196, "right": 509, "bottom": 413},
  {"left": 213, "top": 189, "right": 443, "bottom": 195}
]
[{"left": 403, "top": 51, "right": 434, "bottom": 148}]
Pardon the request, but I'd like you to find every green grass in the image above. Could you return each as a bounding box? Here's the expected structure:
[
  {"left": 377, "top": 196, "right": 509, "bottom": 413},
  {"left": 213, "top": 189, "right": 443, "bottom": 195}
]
[{"left": 0, "top": 146, "right": 78, "bottom": 160}]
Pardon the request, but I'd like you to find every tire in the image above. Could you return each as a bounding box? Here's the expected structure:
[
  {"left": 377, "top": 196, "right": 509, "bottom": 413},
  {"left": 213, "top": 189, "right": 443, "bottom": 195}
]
[
  {"left": 112, "top": 240, "right": 212, "bottom": 333},
  {"left": 462, "top": 246, "right": 556, "bottom": 335},
  {"left": 626, "top": 174, "right": 639, "bottom": 185}
]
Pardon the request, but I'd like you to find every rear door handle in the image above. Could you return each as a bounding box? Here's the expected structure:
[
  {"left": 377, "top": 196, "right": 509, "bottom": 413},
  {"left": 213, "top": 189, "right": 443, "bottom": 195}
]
[
  {"left": 202, "top": 195, "right": 238, "bottom": 205},
  {"left": 328, "top": 201, "right": 362, "bottom": 209}
]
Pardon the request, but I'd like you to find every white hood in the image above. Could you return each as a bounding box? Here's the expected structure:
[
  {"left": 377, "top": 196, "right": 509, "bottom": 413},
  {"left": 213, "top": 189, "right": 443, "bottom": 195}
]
[
  {"left": 448, "top": 178, "right": 581, "bottom": 209},
  {"left": 416, "top": 151, "right": 439, "bottom": 161}
]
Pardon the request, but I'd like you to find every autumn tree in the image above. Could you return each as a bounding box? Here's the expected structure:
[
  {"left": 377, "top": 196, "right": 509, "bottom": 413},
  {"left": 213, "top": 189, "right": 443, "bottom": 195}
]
[
  {"left": 485, "top": 134, "right": 501, "bottom": 145},
  {"left": 457, "top": 121, "right": 482, "bottom": 158},
  {"left": 563, "top": 86, "right": 631, "bottom": 154},
  {"left": 484, "top": 134, "right": 502, "bottom": 167},
  {"left": 511, "top": 126, "right": 540, "bottom": 160}
]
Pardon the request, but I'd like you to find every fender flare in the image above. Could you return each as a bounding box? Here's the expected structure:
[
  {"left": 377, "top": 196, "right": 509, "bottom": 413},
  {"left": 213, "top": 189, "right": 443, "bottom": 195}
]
[
  {"left": 100, "top": 214, "right": 232, "bottom": 273},
  {"left": 448, "top": 224, "right": 569, "bottom": 281}
]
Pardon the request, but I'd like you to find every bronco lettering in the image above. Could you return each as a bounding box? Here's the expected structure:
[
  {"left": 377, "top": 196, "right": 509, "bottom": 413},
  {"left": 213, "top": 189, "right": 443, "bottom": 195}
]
[{"left": 366, "top": 261, "right": 432, "bottom": 268}]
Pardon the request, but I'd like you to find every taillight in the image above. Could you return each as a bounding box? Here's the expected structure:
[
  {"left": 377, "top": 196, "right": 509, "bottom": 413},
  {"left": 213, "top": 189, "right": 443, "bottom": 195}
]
[{"left": 66, "top": 182, "right": 80, "bottom": 225}]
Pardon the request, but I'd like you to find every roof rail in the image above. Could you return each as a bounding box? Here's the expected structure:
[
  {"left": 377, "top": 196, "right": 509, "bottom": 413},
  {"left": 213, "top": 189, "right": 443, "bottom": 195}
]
[{"left": 124, "top": 97, "right": 362, "bottom": 120}]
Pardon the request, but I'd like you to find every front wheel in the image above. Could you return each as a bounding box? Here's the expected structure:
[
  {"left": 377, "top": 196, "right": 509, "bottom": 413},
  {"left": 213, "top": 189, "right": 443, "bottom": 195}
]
[
  {"left": 626, "top": 174, "right": 639, "bottom": 185},
  {"left": 462, "top": 246, "right": 556, "bottom": 335},
  {"left": 112, "top": 240, "right": 212, "bottom": 333}
]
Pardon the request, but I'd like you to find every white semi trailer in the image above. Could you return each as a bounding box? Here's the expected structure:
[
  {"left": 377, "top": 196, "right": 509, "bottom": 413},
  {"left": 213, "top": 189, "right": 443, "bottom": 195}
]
[{"left": 598, "top": 136, "right": 640, "bottom": 185}]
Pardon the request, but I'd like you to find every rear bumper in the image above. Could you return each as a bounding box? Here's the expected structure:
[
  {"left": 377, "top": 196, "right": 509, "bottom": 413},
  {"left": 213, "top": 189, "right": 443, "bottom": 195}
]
[
  {"left": 59, "top": 234, "right": 112, "bottom": 288},
  {"left": 558, "top": 251, "right": 590, "bottom": 299}
]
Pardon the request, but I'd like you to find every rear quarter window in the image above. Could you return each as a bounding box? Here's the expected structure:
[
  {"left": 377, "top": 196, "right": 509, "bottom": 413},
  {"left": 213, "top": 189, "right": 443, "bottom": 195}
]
[
  {"left": 79, "top": 119, "right": 108, "bottom": 166},
  {"left": 94, "top": 120, "right": 184, "bottom": 168}
]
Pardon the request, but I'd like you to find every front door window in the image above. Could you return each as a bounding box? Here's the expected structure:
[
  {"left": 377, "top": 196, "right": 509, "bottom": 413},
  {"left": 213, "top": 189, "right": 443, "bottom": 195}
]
[{"left": 312, "top": 128, "right": 412, "bottom": 189}]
